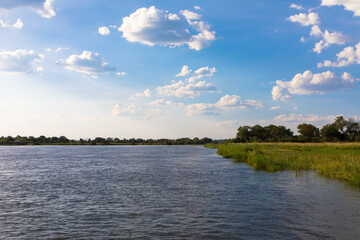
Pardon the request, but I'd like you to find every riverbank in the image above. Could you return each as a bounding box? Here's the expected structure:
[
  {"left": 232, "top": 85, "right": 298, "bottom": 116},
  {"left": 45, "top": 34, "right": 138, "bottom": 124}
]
[{"left": 205, "top": 143, "right": 360, "bottom": 186}]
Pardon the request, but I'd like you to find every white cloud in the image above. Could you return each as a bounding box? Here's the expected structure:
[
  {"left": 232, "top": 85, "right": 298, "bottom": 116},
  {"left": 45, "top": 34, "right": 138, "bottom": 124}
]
[
  {"left": 274, "top": 113, "right": 336, "bottom": 124},
  {"left": 180, "top": 10, "right": 202, "bottom": 20},
  {"left": 290, "top": 3, "right": 305, "bottom": 10},
  {"left": 156, "top": 80, "right": 217, "bottom": 98},
  {"left": 318, "top": 42, "right": 360, "bottom": 67},
  {"left": 269, "top": 106, "right": 282, "bottom": 111},
  {"left": 194, "top": 66, "right": 216, "bottom": 75},
  {"left": 135, "top": 89, "right": 151, "bottom": 97},
  {"left": 272, "top": 85, "right": 291, "bottom": 101},
  {"left": 0, "top": 0, "right": 56, "bottom": 18},
  {"left": 310, "top": 25, "right": 322, "bottom": 37},
  {"left": 288, "top": 12, "right": 320, "bottom": 26},
  {"left": 176, "top": 65, "right": 192, "bottom": 77},
  {"left": 149, "top": 99, "right": 184, "bottom": 108},
  {"left": 272, "top": 70, "right": 357, "bottom": 101},
  {"left": 215, "top": 95, "right": 263, "bottom": 109},
  {"left": 44, "top": 47, "right": 69, "bottom": 53},
  {"left": 56, "top": 51, "right": 117, "bottom": 74},
  {"left": 321, "top": 0, "right": 360, "bottom": 16},
  {"left": 55, "top": 47, "right": 68, "bottom": 52},
  {"left": 313, "top": 29, "right": 349, "bottom": 54},
  {"left": 185, "top": 103, "right": 219, "bottom": 116},
  {"left": 0, "top": 18, "right": 24, "bottom": 29},
  {"left": 187, "top": 66, "right": 216, "bottom": 82},
  {"left": 118, "top": 6, "right": 216, "bottom": 51},
  {"left": 112, "top": 103, "right": 142, "bottom": 116},
  {"left": 117, "top": 72, "right": 127, "bottom": 76},
  {"left": 37, "top": 0, "right": 56, "bottom": 18},
  {"left": 98, "top": 26, "right": 110, "bottom": 36},
  {"left": 186, "top": 94, "right": 262, "bottom": 115},
  {"left": 194, "top": 6, "right": 201, "bottom": 10},
  {"left": 0, "top": 49, "right": 44, "bottom": 74},
  {"left": 215, "top": 120, "right": 240, "bottom": 127}
]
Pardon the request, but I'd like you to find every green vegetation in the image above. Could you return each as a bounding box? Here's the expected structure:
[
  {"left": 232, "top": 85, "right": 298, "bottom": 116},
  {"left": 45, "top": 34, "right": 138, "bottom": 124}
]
[
  {"left": 204, "top": 116, "right": 360, "bottom": 187},
  {"left": 205, "top": 143, "right": 360, "bottom": 186},
  {"left": 234, "top": 116, "right": 360, "bottom": 143},
  {"left": 0, "top": 136, "right": 215, "bottom": 145}
]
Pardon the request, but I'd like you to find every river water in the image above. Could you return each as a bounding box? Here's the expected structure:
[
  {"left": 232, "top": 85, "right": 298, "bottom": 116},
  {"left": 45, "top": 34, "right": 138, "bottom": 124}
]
[{"left": 0, "top": 145, "right": 359, "bottom": 239}]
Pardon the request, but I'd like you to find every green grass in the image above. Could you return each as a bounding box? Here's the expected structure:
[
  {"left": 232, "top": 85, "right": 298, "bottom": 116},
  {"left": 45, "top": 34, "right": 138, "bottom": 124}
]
[{"left": 205, "top": 143, "right": 360, "bottom": 186}]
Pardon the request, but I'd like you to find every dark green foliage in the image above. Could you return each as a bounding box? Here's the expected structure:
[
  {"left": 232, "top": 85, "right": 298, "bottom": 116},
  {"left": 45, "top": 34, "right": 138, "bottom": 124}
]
[
  {"left": 235, "top": 124, "right": 294, "bottom": 142},
  {"left": 0, "top": 135, "right": 214, "bottom": 145},
  {"left": 321, "top": 124, "right": 342, "bottom": 142},
  {"left": 234, "top": 116, "right": 360, "bottom": 143},
  {"left": 297, "top": 123, "right": 320, "bottom": 142}
]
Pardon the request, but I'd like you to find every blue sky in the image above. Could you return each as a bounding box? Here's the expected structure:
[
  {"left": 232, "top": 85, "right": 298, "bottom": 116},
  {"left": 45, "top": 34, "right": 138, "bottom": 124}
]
[{"left": 0, "top": 0, "right": 359, "bottom": 139}]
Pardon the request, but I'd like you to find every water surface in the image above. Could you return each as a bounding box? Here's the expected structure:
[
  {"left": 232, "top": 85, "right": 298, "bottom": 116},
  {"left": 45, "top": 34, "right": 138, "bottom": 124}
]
[{"left": 0, "top": 146, "right": 360, "bottom": 239}]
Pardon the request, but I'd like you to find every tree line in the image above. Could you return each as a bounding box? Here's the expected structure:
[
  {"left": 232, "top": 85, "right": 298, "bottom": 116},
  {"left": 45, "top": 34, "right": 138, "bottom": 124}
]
[
  {"left": 0, "top": 136, "right": 214, "bottom": 145},
  {"left": 234, "top": 116, "right": 360, "bottom": 143}
]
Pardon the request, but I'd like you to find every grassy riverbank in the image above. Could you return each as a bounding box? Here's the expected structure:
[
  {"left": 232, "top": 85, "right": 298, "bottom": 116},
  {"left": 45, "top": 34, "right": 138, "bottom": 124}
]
[{"left": 205, "top": 143, "right": 360, "bottom": 186}]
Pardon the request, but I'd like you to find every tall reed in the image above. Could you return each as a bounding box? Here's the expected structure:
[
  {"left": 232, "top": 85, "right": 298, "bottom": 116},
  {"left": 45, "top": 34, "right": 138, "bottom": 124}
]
[{"left": 207, "top": 143, "right": 360, "bottom": 186}]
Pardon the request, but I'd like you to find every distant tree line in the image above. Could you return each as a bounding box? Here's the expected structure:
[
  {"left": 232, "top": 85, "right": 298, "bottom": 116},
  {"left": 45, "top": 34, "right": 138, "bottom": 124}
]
[
  {"left": 234, "top": 116, "right": 360, "bottom": 143},
  {"left": 0, "top": 136, "right": 215, "bottom": 146}
]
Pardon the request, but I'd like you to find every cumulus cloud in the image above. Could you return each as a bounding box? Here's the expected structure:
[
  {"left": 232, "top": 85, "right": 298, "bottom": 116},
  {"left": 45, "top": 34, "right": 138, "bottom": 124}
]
[
  {"left": 274, "top": 113, "right": 336, "bottom": 124},
  {"left": 318, "top": 42, "right": 360, "bottom": 67},
  {"left": 288, "top": 12, "right": 320, "bottom": 26},
  {"left": 321, "top": 0, "right": 360, "bottom": 16},
  {"left": 272, "top": 70, "right": 357, "bottom": 101},
  {"left": 156, "top": 80, "right": 217, "bottom": 98},
  {"left": 156, "top": 65, "right": 218, "bottom": 98},
  {"left": 149, "top": 99, "right": 184, "bottom": 108},
  {"left": 186, "top": 95, "right": 262, "bottom": 115},
  {"left": 187, "top": 66, "right": 216, "bottom": 82},
  {"left": 98, "top": 26, "right": 110, "bottom": 35},
  {"left": 290, "top": 3, "right": 305, "bottom": 10},
  {"left": 0, "top": 18, "right": 24, "bottom": 29},
  {"left": 112, "top": 103, "right": 142, "bottom": 116},
  {"left": 313, "top": 29, "right": 350, "bottom": 54},
  {"left": 56, "top": 51, "right": 117, "bottom": 74},
  {"left": 310, "top": 25, "right": 322, "bottom": 37},
  {"left": 185, "top": 103, "right": 219, "bottom": 116},
  {"left": 0, "top": 0, "right": 56, "bottom": 18},
  {"left": 135, "top": 89, "right": 151, "bottom": 97},
  {"left": 118, "top": 6, "right": 216, "bottom": 51},
  {"left": 180, "top": 10, "right": 202, "bottom": 20},
  {"left": 176, "top": 65, "right": 192, "bottom": 77},
  {"left": 194, "top": 6, "right": 201, "bottom": 10},
  {"left": 0, "top": 49, "right": 44, "bottom": 74},
  {"left": 215, "top": 95, "right": 263, "bottom": 109}
]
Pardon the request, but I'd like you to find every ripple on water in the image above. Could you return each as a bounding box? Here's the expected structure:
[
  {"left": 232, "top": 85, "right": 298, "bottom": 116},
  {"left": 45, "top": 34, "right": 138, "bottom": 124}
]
[{"left": 0, "top": 145, "right": 359, "bottom": 239}]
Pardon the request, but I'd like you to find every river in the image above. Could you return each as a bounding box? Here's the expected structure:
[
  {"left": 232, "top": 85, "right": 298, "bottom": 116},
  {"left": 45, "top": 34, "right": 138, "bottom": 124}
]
[{"left": 0, "top": 145, "right": 359, "bottom": 239}]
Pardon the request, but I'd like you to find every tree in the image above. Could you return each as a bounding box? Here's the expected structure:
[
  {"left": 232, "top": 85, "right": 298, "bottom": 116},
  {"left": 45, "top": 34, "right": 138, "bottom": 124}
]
[
  {"left": 345, "top": 118, "right": 360, "bottom": 141},
  {"left": 333, "top": 116, "right": 347, "bottom": 141},
  {"left": 267, "top": 125, "right": 293, "bottom": 142},
  {"left": 321, "top": 124, "right": 341, "bottom": 142},
  {"left": 251, "top": 125, "right": 266, "bottom": 142},
  {"left": 297, "top": 123, "right": 320, "bottom": 142},
  {"left": 236, "top": 126, "right": 252, "bottom": 142}
]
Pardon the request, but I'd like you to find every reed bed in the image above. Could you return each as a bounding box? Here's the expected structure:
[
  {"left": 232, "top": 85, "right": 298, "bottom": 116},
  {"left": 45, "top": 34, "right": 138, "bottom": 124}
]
[{"left": 206, "top": 143, "right": 360, "bottom": 186}]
